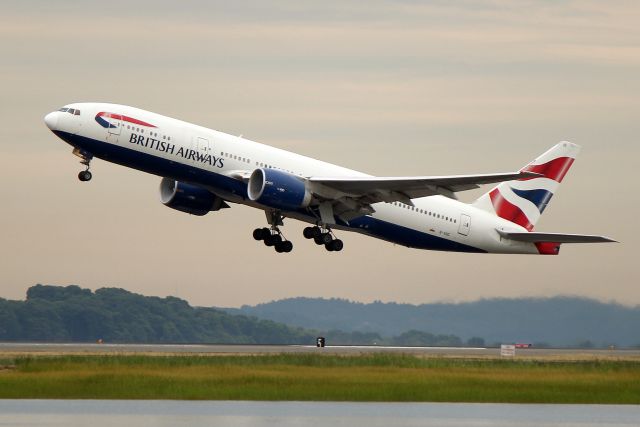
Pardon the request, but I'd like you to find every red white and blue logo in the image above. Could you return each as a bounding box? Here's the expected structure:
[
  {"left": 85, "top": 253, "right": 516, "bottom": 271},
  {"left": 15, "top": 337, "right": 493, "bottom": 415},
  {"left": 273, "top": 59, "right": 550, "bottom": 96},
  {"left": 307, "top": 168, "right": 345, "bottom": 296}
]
[
  {"left": 489, "top": 154, "right": 576, "bottom": 231},
  {"left": 95, "top": 112, "right": 156, "bottom": 129}
]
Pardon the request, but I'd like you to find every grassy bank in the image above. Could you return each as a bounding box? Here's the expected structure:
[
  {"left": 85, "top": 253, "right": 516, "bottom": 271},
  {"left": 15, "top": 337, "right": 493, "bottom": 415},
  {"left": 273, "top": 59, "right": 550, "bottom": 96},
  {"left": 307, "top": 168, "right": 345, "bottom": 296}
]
[{"left": 0, "top": 354, "right": 639, "bottom": 403}]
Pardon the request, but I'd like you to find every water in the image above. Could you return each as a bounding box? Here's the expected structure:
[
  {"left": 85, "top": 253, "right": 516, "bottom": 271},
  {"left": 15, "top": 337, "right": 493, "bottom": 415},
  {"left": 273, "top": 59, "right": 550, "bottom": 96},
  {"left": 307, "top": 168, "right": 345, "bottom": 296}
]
[{"left": 0, "top": 400, "right": 638, "bottom": 427}]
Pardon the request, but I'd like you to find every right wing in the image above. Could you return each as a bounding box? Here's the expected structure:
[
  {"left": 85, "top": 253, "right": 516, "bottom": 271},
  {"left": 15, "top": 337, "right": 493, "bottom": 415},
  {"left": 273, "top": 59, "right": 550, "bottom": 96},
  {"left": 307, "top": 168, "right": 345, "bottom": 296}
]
[
  {"left": 228, "top": 167, "right": 540, "bottom": 223},
  {"left": 307, "top": 171, "right": 540, "bottom": 220},
  {"left": 308, "top": 171, "right": 540, "bottom": 201},
  {"left": 497, "top": 230, "right": 617, "bottom": 244}
]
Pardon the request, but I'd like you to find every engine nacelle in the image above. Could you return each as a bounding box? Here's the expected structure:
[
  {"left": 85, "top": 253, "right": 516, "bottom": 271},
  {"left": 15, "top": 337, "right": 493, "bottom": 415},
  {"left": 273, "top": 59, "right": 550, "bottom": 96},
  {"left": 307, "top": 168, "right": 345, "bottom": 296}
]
[
  {"left": 160, "top": 178, "right": 227, "bottom": 216},
  {"left": 247, "top": 168, "right": 312, "bottom": 210}
]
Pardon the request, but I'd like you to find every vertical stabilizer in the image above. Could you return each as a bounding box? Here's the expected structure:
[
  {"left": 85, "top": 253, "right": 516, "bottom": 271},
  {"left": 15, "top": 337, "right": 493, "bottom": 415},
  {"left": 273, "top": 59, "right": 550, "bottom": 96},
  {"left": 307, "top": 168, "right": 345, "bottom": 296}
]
[{"left": 472, "top": 142, "right": 580, "bottom": 231}]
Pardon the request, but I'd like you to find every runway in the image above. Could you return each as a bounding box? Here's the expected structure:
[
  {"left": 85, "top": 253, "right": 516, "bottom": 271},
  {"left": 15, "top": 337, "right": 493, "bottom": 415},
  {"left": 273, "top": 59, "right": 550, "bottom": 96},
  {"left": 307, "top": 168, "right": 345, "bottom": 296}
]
[{"left": 1, "top": 342, "right": 639, "bottom": 359}]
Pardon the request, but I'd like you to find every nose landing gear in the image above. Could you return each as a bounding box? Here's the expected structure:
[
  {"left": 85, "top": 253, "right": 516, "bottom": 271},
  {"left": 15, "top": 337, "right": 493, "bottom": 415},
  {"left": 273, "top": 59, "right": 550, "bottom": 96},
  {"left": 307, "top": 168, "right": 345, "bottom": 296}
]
[{"left": 73, "top": 149, "right": 93, "bottom": 182}]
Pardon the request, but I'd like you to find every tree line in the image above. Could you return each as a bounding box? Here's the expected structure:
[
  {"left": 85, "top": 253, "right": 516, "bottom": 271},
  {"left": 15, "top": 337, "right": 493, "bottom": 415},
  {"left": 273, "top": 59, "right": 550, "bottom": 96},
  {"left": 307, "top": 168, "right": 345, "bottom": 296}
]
[{"left": 0, "top": 285, "right": 481, "bottom": 346}]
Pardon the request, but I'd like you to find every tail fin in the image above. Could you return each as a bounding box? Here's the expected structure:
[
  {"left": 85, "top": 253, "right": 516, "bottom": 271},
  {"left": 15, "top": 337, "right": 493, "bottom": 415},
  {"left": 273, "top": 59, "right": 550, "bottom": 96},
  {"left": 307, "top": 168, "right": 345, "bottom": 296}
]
[{"left": 472, "top": 142, "right": 580, "bottom": 231}]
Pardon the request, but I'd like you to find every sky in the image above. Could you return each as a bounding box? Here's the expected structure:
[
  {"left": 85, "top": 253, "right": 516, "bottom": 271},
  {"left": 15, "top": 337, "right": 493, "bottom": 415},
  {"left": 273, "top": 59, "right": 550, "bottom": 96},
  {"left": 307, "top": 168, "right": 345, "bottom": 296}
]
[{"left": 1, "top": 0, "right": 638, "bottom": 308}]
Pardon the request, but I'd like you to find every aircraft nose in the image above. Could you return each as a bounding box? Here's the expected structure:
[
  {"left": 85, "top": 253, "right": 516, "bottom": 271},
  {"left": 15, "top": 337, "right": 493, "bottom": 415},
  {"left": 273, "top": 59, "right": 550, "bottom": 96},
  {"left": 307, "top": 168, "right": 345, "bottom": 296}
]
[{"left": 44, "top": 112, "right": 58, "bottom": 130}]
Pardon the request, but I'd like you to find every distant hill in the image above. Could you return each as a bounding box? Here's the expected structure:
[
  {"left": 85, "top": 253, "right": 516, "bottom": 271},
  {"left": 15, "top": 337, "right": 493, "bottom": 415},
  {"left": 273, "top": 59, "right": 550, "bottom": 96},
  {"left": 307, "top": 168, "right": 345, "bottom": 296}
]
[
  {"left": 0, "top": 285, "right": 476, "bottom": 347},
  {"left": 223, "top": 297, "right": 640, "bottom": 347},
  {"left": 0, "top": 285, "right": 316, "bottom": 344},
  {"left": 4, "top": 286, "right": 638, "bottom": 348}
]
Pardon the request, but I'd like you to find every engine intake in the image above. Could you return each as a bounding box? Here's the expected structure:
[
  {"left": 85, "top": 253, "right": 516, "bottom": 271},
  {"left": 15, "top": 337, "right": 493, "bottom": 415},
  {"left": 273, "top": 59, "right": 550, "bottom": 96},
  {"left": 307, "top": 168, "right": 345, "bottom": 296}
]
[
  {"left": 247, "top": 168, "right": 312, "bottom": 210},
  {"left": 160, "top": 178, "right": 227, "bottom": 216}
]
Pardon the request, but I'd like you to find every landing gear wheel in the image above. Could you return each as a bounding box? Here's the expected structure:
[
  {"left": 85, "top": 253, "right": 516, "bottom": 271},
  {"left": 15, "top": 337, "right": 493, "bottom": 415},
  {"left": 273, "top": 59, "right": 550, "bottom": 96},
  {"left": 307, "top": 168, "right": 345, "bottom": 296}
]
[
  {"left": 274, "top": 240, "right": 293, "bottom": 253},
  {"left": 264, "top": 234, "right": 276, "bottom": 246},
  {"left": 253, "top": 228, "right": 266, "bottom": 241},
  {"left": 281, "top": 241, "right": 293, "bottom": 253},
  {"left": 303, "top": 227, "right": 315, "bottom": 239},
  {"left": 331, "top": 239, "right": 344, "bottom": 252},
  {"left": 264, "top": 232, "right": 282, "bottom": 247},
  {"left": 320, "top": 233, "right": 333, "bottom": 245},
  {"left": 78, "top": 170, "right": 92, "bottom": 182},
  {"left": 325, "top": 238, "right": 344, "bottom": 252}
]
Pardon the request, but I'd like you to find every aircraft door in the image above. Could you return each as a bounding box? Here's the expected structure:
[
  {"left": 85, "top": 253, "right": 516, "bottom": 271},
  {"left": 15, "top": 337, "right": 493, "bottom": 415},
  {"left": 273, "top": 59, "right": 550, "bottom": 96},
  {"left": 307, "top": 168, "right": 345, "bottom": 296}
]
[
  {"left": 458, "top": 214, "right": 471, "bottom": 236},
  {"left": 195, "top": 136, "right": 210, "bottom": 162},
  {"left": 105, "top": 113, "right": 121, "bottom": 143}
]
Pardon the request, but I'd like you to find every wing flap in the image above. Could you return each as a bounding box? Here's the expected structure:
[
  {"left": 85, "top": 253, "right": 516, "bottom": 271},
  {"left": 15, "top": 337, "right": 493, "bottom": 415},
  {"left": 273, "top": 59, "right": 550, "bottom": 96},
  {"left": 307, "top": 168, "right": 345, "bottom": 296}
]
[{"left": 497, "top": 230, "right": 617, "bottom": 244}]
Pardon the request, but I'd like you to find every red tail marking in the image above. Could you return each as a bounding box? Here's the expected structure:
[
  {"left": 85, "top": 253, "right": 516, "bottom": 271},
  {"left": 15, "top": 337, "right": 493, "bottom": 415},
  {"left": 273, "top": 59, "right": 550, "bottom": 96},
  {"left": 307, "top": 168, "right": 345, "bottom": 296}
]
[
  {"left": 489, "top": 189, "right": 534, "bottom": 231},
  {"left": 520, "top": 157, "right": 574, "bottom": 183}
]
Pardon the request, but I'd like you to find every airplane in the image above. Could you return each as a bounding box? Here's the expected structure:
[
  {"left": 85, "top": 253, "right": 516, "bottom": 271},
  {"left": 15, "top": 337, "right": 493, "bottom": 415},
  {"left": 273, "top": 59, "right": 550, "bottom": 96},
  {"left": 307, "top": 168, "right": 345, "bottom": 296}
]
[{"left": 44, "top": 103, "right": 615, "bottom": 255}]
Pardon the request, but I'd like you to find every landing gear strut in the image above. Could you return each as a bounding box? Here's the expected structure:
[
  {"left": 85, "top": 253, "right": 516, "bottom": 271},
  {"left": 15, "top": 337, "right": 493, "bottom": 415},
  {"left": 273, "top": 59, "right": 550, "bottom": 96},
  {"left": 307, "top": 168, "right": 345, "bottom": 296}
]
[
  {"left": 303, "top": 225, "right": 344, "bottom": 252},
  {"left": 253, "top": 210, "right": 293, "bottom": 253},
  {"left": 75, "top": 150, "right": 93, "bottom": 182}
]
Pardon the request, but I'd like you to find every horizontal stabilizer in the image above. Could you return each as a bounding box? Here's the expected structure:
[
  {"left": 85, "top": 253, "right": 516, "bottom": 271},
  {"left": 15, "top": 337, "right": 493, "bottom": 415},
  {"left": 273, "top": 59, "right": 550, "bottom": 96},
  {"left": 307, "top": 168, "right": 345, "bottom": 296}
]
[{"left": 497, "top": 230, "right": 617, "bottom": 244}]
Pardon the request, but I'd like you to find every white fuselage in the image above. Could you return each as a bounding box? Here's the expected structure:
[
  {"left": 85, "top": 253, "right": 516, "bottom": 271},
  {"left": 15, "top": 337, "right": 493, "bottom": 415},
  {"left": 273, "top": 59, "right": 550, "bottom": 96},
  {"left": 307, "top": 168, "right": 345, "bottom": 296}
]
[{"left": 45, "top": 102, "right": 538, "bottom": 254}]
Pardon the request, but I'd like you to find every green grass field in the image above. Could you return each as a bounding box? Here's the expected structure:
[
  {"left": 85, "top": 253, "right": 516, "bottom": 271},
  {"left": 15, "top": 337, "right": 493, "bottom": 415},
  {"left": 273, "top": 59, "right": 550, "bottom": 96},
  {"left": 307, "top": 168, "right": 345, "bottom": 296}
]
[{"left": 1, "top": 354, "right": 639, "bottom": 403}]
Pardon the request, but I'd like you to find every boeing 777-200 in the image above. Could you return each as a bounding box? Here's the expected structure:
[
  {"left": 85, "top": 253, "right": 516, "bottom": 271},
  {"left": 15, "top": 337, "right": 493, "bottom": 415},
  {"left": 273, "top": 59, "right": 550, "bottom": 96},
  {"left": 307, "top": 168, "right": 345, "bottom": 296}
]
[{"left": 44, "top": 103, "right": 615, "bottom": 254}]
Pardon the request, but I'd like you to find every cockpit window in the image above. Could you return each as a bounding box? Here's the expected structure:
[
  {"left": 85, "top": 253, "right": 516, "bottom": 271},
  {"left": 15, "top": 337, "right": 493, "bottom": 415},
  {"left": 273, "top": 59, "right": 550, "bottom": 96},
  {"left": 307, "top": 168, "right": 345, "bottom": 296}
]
[{"left": 57, "top": 107, "right": 81, "bottom": 116}]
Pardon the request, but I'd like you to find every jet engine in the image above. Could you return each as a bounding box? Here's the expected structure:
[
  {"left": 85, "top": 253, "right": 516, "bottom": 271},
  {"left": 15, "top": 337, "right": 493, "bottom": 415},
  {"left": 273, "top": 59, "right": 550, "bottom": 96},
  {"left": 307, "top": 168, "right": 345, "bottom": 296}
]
[
  {"left": 247, "top": 168, "right": 312, "bottom": 210},
  {"left": 160, "top": 178, "right": 227, "bottom": 216}
]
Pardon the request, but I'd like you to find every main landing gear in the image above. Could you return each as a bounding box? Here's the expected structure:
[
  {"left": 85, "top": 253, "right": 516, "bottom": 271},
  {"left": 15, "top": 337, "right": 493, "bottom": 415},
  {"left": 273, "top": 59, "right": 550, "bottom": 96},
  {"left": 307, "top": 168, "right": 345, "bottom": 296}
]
[
  {"left": 303, "top": 226, "right": 344, "bottom": 252},
  {"left": 253, "top": 226, "right": 293, "bottom": 253},
  {"left": 253, "top": 210, "right": 344, "bottom": 254}
]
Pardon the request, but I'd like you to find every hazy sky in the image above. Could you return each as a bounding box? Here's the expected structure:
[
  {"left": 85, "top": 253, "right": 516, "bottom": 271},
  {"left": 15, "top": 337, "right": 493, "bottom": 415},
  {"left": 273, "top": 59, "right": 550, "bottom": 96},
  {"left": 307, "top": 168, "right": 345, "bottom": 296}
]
[{"left": 1, "top": 1, "right": 638, "bottom": 307}]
